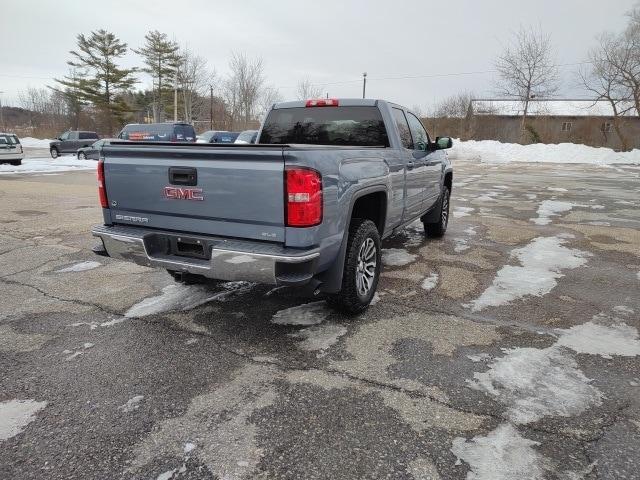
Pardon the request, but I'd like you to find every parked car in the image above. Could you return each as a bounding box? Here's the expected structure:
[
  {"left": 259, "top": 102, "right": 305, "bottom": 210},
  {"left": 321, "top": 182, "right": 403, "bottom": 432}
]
[
  {"left": 77, "top": 139, "right": 116, "bottom": 160},
  {"left": 234, "top": 129, "right": 258, "bottom": 144},
  {"left": 0, "top": 133, "right": 24, "bottom": 166},
  {"left": 118, "top": 123, "right": 196, "bottom": 142},
  {"left": 50, "top": 131, "right": 99, "bottom": 158},
  {"left": 196, "top": 130, "right": 240, "bottom": 143},
  {"left": 92, "top": 98, "right": 453, "bottom": 314}
]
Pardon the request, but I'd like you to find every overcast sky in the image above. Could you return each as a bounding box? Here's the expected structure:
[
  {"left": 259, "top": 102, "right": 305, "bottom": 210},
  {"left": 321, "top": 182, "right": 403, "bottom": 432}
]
[{"left": 1, "top": 0, "right": 637, "bottom": 112}]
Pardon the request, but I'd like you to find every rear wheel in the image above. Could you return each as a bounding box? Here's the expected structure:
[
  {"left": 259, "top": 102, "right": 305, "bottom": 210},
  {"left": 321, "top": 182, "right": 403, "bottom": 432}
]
[
  {"left": 50, "top": 147, "right": 59, "bottom": 159},
  {"left": 423, "top": 185, "right": 450, "bottom": 238},
  {"left": 10, "top": 160, "right": 21, "bottom": 166},
  {"left": 326, "top": 219, "right": 381, "bottom": 315}
]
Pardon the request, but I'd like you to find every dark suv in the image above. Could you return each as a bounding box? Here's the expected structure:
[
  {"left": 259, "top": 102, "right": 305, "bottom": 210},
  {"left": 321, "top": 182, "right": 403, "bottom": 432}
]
[
  {"left": 117, "top": 123, "right": 196, "bottom": 142},
  {"left": 50, "top": 131, "right": 99, "bottom": 158}
]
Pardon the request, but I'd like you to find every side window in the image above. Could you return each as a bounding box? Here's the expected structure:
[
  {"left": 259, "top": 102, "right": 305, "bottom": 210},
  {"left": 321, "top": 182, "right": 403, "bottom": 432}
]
[
  {"left": 406, "top": 113, "right": 430, "bottom": 149},
  {"left": 392, "top": 108, "right": 412, "bottom": 149},
  {"left": 69, "top": 131, "right": 79, "bottom": 140}
]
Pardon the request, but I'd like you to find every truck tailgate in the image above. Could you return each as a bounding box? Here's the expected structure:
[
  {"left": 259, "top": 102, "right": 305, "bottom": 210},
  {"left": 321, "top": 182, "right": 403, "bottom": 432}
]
[{"left": 103, "top": 146, "right": 286, "bottom": 242}]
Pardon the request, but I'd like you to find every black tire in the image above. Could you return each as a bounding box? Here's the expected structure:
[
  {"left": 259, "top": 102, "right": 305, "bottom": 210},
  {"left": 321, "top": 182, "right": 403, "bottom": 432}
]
[
  {"left": 78, "top": 152, "right": 86, "bottom": 160},
  {"left": 10, "top": 160, "right": 21, "bottom": 166},
  {"left": 166, "top": 269, "right": 208, "bottom": 285},
  {"left": 50, "top": 147, "right": 59, "bottom": 159},
  {"left": 326, "top": 219, "right": 381, "bottom": 315},
  {"left": 423, "top": 185, "right": 450, "bottom": 238}
]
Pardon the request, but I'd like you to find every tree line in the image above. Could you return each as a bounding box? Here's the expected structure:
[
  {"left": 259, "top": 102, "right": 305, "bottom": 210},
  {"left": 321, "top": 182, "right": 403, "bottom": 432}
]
[{"left": 14, "top": 29, "right": 329, "bottom": 137}]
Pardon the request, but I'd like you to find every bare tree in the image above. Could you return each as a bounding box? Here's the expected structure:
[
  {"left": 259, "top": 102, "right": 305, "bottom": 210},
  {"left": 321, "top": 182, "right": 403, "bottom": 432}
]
[
  {"left": 177, "top": 47, "right": 214, "bottom": 123},
  {"left": 223, "top": 52, "right": 265, "bottom": 129},
  {"left": 495, "top": 26, "right": 559, "bottom": 136},
  {"left": 432, "top": 91, "right": 474, "bottom": 118},
  {"left": 579, "top": 35, "right": 634, "bottom": 149},
  {"left": 295, "top": 78, "right": 323, "bottom": 100},
  {"left": 258, "top": 85, "right": 282, "bottom": 120}
]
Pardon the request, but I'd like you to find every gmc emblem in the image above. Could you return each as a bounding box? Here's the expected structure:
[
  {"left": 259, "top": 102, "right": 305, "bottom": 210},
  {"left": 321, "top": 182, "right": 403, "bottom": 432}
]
[{"left": 164, "top": 186, "right": 204, "bottom": 201}]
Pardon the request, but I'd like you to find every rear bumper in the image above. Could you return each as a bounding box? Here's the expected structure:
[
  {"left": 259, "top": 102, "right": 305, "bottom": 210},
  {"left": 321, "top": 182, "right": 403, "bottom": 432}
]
[{"left": 91, "top": 224, "right": 320, "bottom": 286}]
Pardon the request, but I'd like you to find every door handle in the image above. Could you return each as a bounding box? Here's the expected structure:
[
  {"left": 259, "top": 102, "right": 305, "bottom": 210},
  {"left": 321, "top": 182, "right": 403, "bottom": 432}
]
[{"left": 407, "top": 161, "right": 415, "bottom": 170}]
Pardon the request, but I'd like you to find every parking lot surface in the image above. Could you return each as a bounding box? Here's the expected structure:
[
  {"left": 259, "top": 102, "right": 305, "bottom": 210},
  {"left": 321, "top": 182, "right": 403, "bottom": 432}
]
[{"left": 1, "top": 157, "right": 639, "bottom": 479}]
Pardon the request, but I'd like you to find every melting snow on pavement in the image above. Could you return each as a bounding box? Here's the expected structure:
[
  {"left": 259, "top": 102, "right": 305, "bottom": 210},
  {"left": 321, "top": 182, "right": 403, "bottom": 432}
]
[
  {"left": 468, "top": 346, "right": 603, "bottom": 424},
  {"left": 288, "top": 324, "right": 348, "bottom": 352},
  {"left": 555, "top": 321, "right": 640, "bottom": 359},
  {"left": 381, "top": 248, "right": 417, "bottom": 266},
  {"left": 125, "top": 282, "right": 253, "bottom": 318},
  {"left": 271, "top": 301, "right": 331, "bottom": 326},
  {"left": 56, "top": 261, "right": 101, "bottom": 273},
  {"left": 0, "top": 399, "right": 47, "bottom": 440},
  {"left": 531, "top": 200, "right": 577, "bottom": 225},
  {"left": 421, "top": 273, "right": 439, "bottom": 291},
  {"left": 451, "top": 423, "right": 544, "bottom": 480},
  {"left": 119, "top": 395, "right": 145, "bottom": 413},
  {"left": 469, "top": 235, "right": 588, "bottom": 312},
  {"left": 453, "top": 206, "right": 474, "bottom": 217}
]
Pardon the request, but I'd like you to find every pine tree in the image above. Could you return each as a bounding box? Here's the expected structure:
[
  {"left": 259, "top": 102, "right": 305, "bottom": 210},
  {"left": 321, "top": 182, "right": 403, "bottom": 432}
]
[
  {"left": 135, "top": 31, "right": 181, "bottom": 122},
  {"left": 55, "top": 30, "right": 137, "bottom": 134}
]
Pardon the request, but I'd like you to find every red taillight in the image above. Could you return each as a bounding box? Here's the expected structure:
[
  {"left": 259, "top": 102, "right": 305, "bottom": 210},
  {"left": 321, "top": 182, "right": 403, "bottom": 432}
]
[
  {"left": 305, "top": 98, "right": 339, "bottom": 107},
  {"left": 97, "top": 159, "right": 108, "bottom": 208},
  {"left": 286, "top": 168, "right": 322, "bottom": 227}
]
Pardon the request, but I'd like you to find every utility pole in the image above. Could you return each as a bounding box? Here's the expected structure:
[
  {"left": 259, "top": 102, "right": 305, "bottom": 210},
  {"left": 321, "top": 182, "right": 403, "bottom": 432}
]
[
  {"left": 362, "top": 72, "right": 367, "bottom": 99},
  {"left": 0, "top": 91, "right": 4, "bottom": 131},
  {"left": 209, "top": 85, "right": 214, "bottom": 131},
  {"left": 173, "top": 70, "right": 178, "bottom": 122}
]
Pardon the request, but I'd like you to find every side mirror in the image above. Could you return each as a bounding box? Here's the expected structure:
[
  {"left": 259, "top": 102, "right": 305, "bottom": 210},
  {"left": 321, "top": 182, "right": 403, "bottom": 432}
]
[
  {"left": 415, "top": 141, "right": 427, "bottom": 151},
  {"left": 436, "top": 136, "right": 453, "bottom": 150}
]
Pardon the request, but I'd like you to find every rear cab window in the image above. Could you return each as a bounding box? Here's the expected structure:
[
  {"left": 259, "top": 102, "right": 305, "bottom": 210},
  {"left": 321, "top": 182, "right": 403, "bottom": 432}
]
[{"left": 260, "top": 106, "right": 389, "bottom": 146}]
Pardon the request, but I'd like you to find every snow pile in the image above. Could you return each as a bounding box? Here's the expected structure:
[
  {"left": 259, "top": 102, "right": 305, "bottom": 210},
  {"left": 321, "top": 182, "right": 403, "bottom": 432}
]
[
  {"left": 555, "top": 321, "right": 640, "bottom": 359},
  {"left": 450, "top": 139, "right": 640, "bottom": 165},
  {"left": 0, "top": 157, "right": 96, "bottom": 175},
  {"left": 19, "top": 137, "right": 52, "bottom": 148},
  {"left": 56, "top": 261, "right": 101, "bottom": 273},
  {"left": 531, "top": 200, "right": 577, "bottom": 225}
]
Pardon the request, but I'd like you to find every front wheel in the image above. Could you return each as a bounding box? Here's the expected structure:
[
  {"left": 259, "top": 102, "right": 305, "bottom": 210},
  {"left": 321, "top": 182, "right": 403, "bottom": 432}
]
[
  {"left": 423, "top": 185, "right": 450, "bottom": 238},
  {"left": 326, "top": 219, "right": 381, "bottom": 315},
  {"left": 78, "top": 152, "right": 86, "bottom": 160},
  {"left": 50, "top": 148, "right": 59, "bottom": 159}
]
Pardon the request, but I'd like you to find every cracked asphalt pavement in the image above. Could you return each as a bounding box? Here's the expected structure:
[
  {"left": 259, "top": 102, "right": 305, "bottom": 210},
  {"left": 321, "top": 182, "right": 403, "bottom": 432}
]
[{"left": 1, "top": 156, "right": 639, "bottom": 479}]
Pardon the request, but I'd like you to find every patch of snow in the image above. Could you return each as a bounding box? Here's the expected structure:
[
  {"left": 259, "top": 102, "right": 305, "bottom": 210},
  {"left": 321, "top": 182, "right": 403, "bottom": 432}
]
[
  {"left": 125, "top": 283, "right": 252, "bottom": 318},
  {"left": 119, "top": 395, "right": 144, "bottom": 413},
  {"left": 469, "top": 346, "right": 602, "bottom": 424},
  {"left": 185, "top": 338, "right": 198, "bottom": 345},
  {"left": 476, "top": 191, "right": 501, "bottom": 202},
  {"left": 156, "top": 469, "right": 176, "bottom": 480},
  {"left": 453, "top": 206, "right": 474, "bottom": 217},
  {"left": 100, "top": 317, "right": 126, "bottom": 327},
  {"left": 18, "top": 137, "right": 52, "bottom": 148},
  {"left": 532, "top": 200, "right": 578, "bottom": 225},
  {"left": 587, "top": 221, "right": 610, "bottom": 226},
  {"left": 467, "top": 353, "right": 492, "bottom": 363},
  {"left": 525, "top": 194, "right": 537, "bottom": 200},
  {"left": 271, "top": 301, "right": 330, "bottom": 326},
  {"left": 454, "top": 238, "right": 470, "bottom": 252},
  {"left": 288, "top": 323, "right": 347, "bottom": 351},
  {"left": 615, "top": 200, "right": 634, "bottom": 205},
  {"left": 555, "top": 322, "right": 640, "bottom": 359},
  {"left": 370, "top": 292, "right": 382, "bottom": 305},
  {"left": 55, "top": 261, "right": 101, "bottom": 273},
  {"left": 613, "top": 305, "right": 635, "bottom": 315},
  {"left": 493, "top": 185, "right": 509, "bottom": 190},
  {"left": 590, "top": 205, "right": 605, "bottom": 210},
  {"left": 547, "top": 187, "right": 568, "bottom": 192},
  {"left": 0, "top": 399, "right": 48, "bottom": 441},
  {"left": 470, "top": 236, "right": 588, "bottom": 311},
  {"left": 464, "top": 226, "right": 478, "bottom": 236},
  {"left": 64, "top": 351, "right": 84, "bottom": 361},
  {"left": 184, "top": 442, "right": 196, "bottom": 454},
  {"left": 83, "top": 342, "right": 94, "bottom": 349},
  {"left": 381, "top": 248, "right": 417, "bottom": 266},
  {"left": 0, "top": 156, "right": 97, "bottom": 175},
  {"left": 451, "top": 423, "right": 544, "bottom": 480},
  {"left": 449, "top": 139, "right": 640, "bottom": 165},
  {"left": 421, "top": 273, "right": 439, "bottom": 291}
]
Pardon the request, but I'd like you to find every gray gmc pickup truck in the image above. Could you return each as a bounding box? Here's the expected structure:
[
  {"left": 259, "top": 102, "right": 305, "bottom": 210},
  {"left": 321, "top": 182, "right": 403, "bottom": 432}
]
[{"left": 92, "top": 99, "right": 453, "bottom": 313}]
